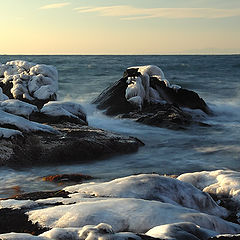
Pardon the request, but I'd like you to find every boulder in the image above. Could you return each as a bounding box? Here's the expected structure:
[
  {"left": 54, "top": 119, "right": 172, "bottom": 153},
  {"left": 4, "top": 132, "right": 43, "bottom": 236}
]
[
  {"left": 0, "top": 123, "right": 143, "bottom": 167},
  {"left": 93, "top": 65, "right": 211, "bottom": 129},
  {"left": 0, "top": 60, "right": 58, "bottom": 108}
]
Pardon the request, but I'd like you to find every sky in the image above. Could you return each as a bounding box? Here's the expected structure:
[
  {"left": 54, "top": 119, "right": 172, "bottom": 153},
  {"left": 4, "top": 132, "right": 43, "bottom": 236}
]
[{"left": 0, "top": 0, "right": 240, "bottom": 54}]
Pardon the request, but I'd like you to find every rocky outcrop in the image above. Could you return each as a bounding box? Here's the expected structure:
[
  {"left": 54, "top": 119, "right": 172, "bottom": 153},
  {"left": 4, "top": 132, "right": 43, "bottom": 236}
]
[
  {"left": 93, "top": 65, "right": 211, "bottom": 129},
  {"left": 0, "top": 123, "right": 143, "bottom": 167},
  {"left": 0, "top": 60, "right": 58, "bottom": 108}
]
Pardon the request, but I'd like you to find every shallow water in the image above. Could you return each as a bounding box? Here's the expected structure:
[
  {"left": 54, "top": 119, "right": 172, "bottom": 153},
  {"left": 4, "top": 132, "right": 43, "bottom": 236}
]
[{"left": 0, "top": 55, "right": 240, "bottom": 198}]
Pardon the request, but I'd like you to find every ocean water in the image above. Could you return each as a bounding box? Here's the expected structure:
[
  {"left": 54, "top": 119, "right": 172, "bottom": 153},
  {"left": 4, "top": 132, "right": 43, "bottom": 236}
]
[{"left": 0, "top": 55, "right": 240, "bottom": 198}]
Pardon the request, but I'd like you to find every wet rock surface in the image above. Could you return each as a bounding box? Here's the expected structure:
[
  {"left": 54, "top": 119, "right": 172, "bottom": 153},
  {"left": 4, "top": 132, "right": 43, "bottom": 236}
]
[
  {"left": 42, "top": 173, "right": 94, "bottom": 183},
  {"left": 0, "top": 208, "right": 49, "bottom": 235},
  {"left": 93, "top": 75, "right": 211, "bottom": 129},
  {"left": 0, "top": 123, "right": 144, "bottom": 167}
]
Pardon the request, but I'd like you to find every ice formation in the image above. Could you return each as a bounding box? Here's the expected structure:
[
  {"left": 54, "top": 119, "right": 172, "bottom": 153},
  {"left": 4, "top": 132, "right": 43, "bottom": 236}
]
[
  {"left": 178, "top": 170, "right": 240, "bottom": 203},
  {"left": 27, "top": 197, "right": 240, "bottom": 233},
  {"left": 41, "top": 101, "right": 87, "bottom": 122},
  {"left": 64, "top": 174, "right": 228, "bottom": 217},
  {"left": 0, "top": 60, "right": 58, "bottom": 101},
  {"left": 0, "top": 233, "right": 48, "bottom": 240},
  {"left": 2, "top": 174, "right": 240, "bottom": 239},
  {"left": 0, "top": 99, "right": 39, "bottom": 118},
  {"left": 0, "top": 110, "right": 59, "bottom": 134},
  {"left": 146, "top": 222, "right": 217, "bottom": 240},
  {"left": 125, "top": 65, "right": 181, "bottom": 109},
  {"left": 0, "top": 127, "right": 22, "bottom": 139},
  {"left": 0, "top": 199, "right": 37, "bottom": 210}
]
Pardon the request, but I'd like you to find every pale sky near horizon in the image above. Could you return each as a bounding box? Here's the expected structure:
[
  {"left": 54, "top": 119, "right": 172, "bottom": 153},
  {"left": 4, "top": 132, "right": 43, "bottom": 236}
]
[{"left": 0, "top": 0, "right": 240, "bottom": 54}]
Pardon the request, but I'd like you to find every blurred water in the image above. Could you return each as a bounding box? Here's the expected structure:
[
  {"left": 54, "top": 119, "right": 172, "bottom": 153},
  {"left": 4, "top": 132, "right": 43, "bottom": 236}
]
[{"left": 0, "top": 55, "right": 240, "bottom": 198}]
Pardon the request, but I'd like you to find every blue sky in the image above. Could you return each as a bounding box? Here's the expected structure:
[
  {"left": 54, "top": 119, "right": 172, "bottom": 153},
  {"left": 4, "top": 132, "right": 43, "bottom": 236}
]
[{"left": 0, "top": 0, "right": 239, "bottom": 54}]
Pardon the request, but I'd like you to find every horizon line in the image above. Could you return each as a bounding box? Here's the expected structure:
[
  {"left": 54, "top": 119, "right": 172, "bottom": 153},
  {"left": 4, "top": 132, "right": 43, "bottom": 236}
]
[{"left": 1, "top": 53, "right": 240, "bottom": 56}]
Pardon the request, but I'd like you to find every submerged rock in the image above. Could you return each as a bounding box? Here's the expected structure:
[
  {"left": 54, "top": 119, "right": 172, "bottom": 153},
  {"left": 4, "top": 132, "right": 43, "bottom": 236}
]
[
  {"left": 42, "top": 173, "right": 93, "bottom": 183},
  {"left": 93, "top": 65, "right": 211, "bottom": 129}
]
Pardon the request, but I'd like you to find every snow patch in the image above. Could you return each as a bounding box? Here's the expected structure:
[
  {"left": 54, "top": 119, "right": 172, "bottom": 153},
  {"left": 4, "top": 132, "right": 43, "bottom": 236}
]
[
  {"left": 178, "top": 170, "right": 240, "bottom": 203},
  {"left": 0, "top": 199, "right": 37, "bottom": 209},
  {"left": 146, "top": 222, "right": 217, "bottom": 240},
  {"left": 0, "top": 99, "right": 39, "bottom": 118},
  {"left": 64, "top": 174, "right": 228, "bottom": 217},
  {"left": 0, "top": 127, "right": 22, "bottom": 139},
  {"left": 41, "top": 101, "right": 87, "bottom": 122},
  {"left": 28, "top": 198, "right": 240, "bottom": 234},
  {"left": 0, "top": 110, "right": 59, "bottom": 134}
]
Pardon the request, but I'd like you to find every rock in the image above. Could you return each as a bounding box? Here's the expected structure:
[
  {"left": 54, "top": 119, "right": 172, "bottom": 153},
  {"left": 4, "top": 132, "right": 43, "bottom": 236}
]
[
  {"left": 0, "top": 208, "right": 48, "bottom": 235},
  {"left": 42, "top": 173, "right": 93, "bottom": 183},
  {"left": 121, "top": 103, "right": 193, "bottom": 130},
  {"left": 92, "top": 78, "right": 134, "bottom": 115},
  {"left": 0, "top": 123, "right": 144, "bottom": 167},
  {"left": 150, "top": 77, "right": 211, "bottom": 114},
  {"left": 30, "top": 101, "right": 88, "bottom": 125},
  {"left": 0, "top": 60, "right": 58, "bottom": 108},
  {"left": 92, "top": 65, "right": 211, "bottom": 129},
  {"left": 11, "top": 190, "right": 70, "bottom": 201}
]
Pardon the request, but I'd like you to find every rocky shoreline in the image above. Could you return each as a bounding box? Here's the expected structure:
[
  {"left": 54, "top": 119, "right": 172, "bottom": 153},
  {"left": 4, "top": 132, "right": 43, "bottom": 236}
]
[{"left": 1, "top": 61, "right": 240, "bottom": 239}]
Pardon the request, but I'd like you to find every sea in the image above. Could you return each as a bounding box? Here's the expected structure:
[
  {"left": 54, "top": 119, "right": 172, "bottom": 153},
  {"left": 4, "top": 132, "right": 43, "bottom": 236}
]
[{"left": 0, "top": 55, "right": 240, "bottom": 198}]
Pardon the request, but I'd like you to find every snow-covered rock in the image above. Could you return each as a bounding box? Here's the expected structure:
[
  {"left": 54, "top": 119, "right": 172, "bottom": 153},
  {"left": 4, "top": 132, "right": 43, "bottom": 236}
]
[
  {"left": 0, "top": 87, "right": 9, "bottom": 101},
  {"left": 146, "top": 222, "right": 217, "bottom": 240},
  {"left": 0, "top": 99, "right": 39, "bottom": 118},
  {"left": 64, "top": 174, "right": 228, "bottom": 218},
  {"left": 0, "top": 233, "right": 48, "bottom": 240},
  {"left": 40, "top": 101, "right": 87, "bottom": 124},
  {"left": 0, "top": 127, "right": 22, "bottom": 139},
  {"left": 0, "top": 199, "right": 38, "bottom": 210},
  {"left": 125, "top": 65, "right": 181, "bottom": 110},
  {"left": 0, "top": 60, "right": 58, "bottom": 102},
  {"left": 28, "top": 198, "right": 240, "bottom": 234},
  {"left": 178, "top": 170, "right": 240, "bottom": 203},
  {"left": 0, "top": 110, "right": 59, "bottom": 134}
]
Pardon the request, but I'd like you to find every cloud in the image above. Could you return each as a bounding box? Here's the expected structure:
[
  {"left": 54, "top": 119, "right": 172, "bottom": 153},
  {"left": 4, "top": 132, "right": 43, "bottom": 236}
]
[
  {"left": 75, "top": 5, "right": 240, "bottom": 20},
  {"left": 40, "top": 2, "right": 70, "bottom": 10}
]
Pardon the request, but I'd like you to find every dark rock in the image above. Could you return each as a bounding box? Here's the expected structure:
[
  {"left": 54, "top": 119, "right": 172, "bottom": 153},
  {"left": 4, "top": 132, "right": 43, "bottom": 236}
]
[
  {"left": 92, "top": 78, "right": 134, "bottom": 115},
  {"left": 0, "top": 81, "right": 13, "bottom": 99},
  {"left": 42, "top": 173, "right": 93, "bottom": 183},
  {"left": 92, "top": 73, "right": 211, "bottom": 129},
  {"left": 150, "top": 77, "right": 211, "bottom": 114},
  {"left": 12, "top": 190, "right": 70, "bottom": 201},
  {"left": 0, "top": 208, "right": 48, "bottom": 235},
  {"left": 30, "top": 111, "right": 88, "bottom": 125},
  {"left": 0, "top": 123, "right": 144, "bottom": 167}
]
